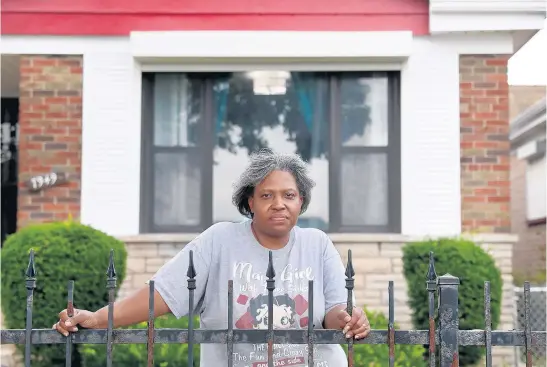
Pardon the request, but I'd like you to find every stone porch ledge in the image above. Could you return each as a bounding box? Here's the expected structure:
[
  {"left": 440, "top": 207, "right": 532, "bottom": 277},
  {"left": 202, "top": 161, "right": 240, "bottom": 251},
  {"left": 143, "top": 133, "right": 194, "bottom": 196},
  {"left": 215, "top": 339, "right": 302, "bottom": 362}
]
[{"left": 118, "top": 232, "right": 518, "bottom": 244}]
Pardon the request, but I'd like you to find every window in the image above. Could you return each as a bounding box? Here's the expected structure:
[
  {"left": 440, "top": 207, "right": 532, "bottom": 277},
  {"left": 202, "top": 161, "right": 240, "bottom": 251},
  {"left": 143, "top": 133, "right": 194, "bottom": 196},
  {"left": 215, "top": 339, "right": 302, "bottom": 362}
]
[
  {"left": 526, "top": 154, "right": 546, "bottom": 223},
  {"left": 141, "top": 71, "right": 400, "bottom": 233}
]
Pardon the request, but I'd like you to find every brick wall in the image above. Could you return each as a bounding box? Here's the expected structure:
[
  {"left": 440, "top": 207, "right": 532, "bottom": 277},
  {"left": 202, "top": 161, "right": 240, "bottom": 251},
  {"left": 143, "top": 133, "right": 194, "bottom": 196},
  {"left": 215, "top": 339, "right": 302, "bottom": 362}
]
[
  {"left": 460, "top": 55, "right": 511, "bottom": 233},
  {"left": 17, "top": 55, "right": 83, "bottom": 228},
  {"left": 116, "top": 234, "right": 516, "bottom": 366}
]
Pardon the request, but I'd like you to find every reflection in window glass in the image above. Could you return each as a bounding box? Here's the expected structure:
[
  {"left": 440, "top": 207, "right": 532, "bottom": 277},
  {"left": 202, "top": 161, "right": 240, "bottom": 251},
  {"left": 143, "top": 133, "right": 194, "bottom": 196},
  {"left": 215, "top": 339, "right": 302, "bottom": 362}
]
[
  {"left": 211, "top": 72, "right": 330, "bottom": 230},
  {"left": 341, "top": 153, "right": 388, "bottom": 226},
  {"left": 153, "top": 74, "right": 201, "bottom": 147},
  {"left": 341, "top": 73, "right": 388, "bottom": 147}
]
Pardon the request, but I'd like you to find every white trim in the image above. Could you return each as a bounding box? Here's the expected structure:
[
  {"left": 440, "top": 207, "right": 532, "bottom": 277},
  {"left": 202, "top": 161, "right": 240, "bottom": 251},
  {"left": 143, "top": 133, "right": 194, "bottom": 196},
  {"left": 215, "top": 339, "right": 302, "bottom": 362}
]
[
  {"left": 1, "top": 32, "right": 516, "bottom": 60},
  {"left": 430, "top": 0, "right": 546, "bottom": 13},
  {"left": 431, "top": 14, "right": 546, "bottom": 34},
  {"left": 511, "top": 115, "right": 546, "bottom": 142},
  {"left": 0, "top": 35, "right": 128, "bottom": 55},
  {"left": 140, "top": 62, "right": 404, "bottom": 72},
  {"left": 429, "top": 0, "right": 547, "bottom": 34},
  {"left": 433, "top": 32, "right": 514, "bottom": 54},
  {"left": 510, "top": 97, "right": 547, "bottom": 133},
  {"left": 516, "top": 139, "right": 546, "bottom": 160},
  {"left": 130, "top": 31, "right": 413, "bottom": 61}
]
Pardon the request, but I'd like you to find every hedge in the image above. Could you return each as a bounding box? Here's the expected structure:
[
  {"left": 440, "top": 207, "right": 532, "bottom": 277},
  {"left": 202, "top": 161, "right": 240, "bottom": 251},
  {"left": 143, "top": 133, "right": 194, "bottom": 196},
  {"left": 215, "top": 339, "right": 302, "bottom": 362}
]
[
  {"left": 402, "top": 237, "right": 502, "bottom": 366},
  {"left": 1, "top": 221, "right": 127, "bottom": 367}
]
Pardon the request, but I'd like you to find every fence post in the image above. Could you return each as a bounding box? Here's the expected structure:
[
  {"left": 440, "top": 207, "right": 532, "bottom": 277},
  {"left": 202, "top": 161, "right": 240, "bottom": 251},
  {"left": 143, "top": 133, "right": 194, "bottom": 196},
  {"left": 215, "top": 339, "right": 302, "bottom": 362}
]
[
  {"left": 437, "top": 273, "right": 460, "bottom": 367},
  {"left": 426, "top": 252, "right": 437, "bottom": 367},
  {"left": 24, "top": 249, "right": 36, "bottom": 367},
  {"left": 106, "top": 250, "right": 117, "bottom": 367}
]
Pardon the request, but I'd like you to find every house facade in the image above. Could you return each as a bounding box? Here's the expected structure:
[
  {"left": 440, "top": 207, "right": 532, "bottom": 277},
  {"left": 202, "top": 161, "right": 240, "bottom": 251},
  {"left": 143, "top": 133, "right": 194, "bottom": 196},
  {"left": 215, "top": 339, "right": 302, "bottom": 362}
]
[
  {"left": 1, "top": 0, "right": 546, "bottom": 365},
  {"left": 510, "top": 92, "right": 546, "bottom": 284}
]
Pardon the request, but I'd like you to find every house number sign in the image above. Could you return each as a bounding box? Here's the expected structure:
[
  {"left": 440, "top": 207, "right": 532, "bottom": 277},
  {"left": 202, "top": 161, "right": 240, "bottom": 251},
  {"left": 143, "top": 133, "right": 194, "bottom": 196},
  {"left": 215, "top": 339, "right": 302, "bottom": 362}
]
[{"left": 26, "top": 172, "right": 68, "bottom": 192}]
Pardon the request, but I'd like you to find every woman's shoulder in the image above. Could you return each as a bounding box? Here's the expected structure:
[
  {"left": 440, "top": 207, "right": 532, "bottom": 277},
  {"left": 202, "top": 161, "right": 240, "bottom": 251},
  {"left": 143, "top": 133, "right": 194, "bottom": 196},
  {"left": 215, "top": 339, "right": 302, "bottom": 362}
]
[
  {"left": 294, "top": 226, "right": 333, "bottom": 253},
  {"left": 199, "top": 221, "right": 246, "bottom": 241},
  {"left": 187, "top": 221, "right": 247, "bottom": 258},
  {"left": 295, "top": 226, "right": 329, "bottom": 240}
]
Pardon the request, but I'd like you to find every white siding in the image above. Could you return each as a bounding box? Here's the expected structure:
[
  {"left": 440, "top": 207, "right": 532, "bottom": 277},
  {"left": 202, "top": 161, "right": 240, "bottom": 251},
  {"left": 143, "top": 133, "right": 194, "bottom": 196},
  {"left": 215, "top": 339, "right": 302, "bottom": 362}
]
[
  {"left": 81, "top": 47, "right": 142, "bottom": 235},
  {"left": 400, "top": 37, "right": 461, "bottom": 236}
]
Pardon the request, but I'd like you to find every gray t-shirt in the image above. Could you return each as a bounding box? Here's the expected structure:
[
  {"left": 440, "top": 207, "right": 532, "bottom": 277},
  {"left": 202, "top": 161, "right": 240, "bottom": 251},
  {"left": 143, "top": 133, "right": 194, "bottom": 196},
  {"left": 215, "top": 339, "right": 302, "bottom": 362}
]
[{"left": 152, "top": 220, "right": 349, "bottom": 367}]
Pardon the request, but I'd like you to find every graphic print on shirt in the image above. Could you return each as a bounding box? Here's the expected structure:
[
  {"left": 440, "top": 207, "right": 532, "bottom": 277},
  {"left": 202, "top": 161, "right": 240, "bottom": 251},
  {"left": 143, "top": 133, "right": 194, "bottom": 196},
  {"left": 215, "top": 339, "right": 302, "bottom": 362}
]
[{"left": 231, "top": 261, "right": 330, "bottom": 367}]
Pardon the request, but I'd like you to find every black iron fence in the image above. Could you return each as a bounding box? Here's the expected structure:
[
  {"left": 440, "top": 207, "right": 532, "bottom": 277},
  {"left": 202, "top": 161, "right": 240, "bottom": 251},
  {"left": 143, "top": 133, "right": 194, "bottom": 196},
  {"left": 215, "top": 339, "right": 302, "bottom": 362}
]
[
  {"left": 1, "top": 249, "right": 546, "bottom": 367},
  {"left": 514, "top": 285, "right": 547, "bottom": 365}
]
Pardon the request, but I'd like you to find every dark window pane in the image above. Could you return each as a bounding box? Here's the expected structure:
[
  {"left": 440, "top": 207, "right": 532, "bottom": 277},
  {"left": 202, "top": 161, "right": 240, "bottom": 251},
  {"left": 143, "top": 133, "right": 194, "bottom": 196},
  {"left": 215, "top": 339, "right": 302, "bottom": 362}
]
[
  {"left": 341, "top": 152, "right": 388, "bottom": 226},
  {"left": 211, "top": 71, "right": 330, "bottom": 230},
  {"left": 153, "top": 74, "right": 201, "bottom": 147},
  {"left": 340, "top": 73, "right": 388, "bottom": 147},
  {"left": 154, "top": 151, "right": 201, "bottom": 226}
]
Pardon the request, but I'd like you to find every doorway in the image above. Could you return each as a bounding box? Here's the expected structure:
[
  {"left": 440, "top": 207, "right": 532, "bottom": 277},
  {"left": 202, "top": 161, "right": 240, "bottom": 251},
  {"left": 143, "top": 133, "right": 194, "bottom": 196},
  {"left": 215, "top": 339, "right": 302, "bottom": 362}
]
[{"left": 1, "top": 55, "right": 20, "bottom": 245}]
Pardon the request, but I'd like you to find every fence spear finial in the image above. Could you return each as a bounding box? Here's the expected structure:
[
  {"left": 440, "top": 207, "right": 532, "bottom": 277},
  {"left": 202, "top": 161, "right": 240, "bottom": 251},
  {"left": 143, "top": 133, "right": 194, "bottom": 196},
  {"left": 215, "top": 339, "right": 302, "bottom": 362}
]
[
  {"left": 106, "top": 249, "right": 116, "bottom": 279},
  {"left": 186, "top": 250, "right": 197, "bottom": 366},
  {"left": 345, "top": 249, "right": 355, "bottom": 280},
  {"left": 187, "top": 250, "right": 197, "bottom": 280},
  {"left": 105, "top": 249, "right": 116, "bottom": 367},
  {"left": 26, "top": 249, "right": 36, "bottom": 280},
  {"left": 266, "top": 251, "right": 275, "bottom": 281},
  {"left": 427, "top": 251, "right": 437, "bottom": 280},
  {"left": 426, "top": 251, "right": 437, "bottom": 291}
]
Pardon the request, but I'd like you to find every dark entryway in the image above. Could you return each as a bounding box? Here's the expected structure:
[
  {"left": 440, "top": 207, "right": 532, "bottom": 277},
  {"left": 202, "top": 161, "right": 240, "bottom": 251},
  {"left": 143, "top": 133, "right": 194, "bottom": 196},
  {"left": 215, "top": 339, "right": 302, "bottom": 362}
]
[{"left": 1, "top": 97, "right": 19, "bottom": 245}]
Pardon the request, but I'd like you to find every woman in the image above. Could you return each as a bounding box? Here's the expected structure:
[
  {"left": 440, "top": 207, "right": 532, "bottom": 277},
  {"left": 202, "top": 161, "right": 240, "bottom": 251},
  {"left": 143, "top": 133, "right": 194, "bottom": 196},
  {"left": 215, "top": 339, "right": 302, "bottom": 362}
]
[{"left": 53, "top": 149, "right": 371, "bottom": 366}]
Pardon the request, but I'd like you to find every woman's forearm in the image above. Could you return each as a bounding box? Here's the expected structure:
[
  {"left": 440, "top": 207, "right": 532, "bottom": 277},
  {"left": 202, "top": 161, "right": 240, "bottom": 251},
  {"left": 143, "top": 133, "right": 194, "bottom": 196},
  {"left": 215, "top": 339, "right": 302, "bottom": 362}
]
[{"left": 92, "top": 286, "right": 171, "bottom": 329}]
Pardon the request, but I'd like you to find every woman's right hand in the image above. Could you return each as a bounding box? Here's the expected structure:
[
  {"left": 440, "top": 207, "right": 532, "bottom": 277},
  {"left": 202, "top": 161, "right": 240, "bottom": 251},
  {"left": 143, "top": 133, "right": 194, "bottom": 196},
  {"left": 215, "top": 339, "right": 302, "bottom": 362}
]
[{"left": 53, "top": 308, "right": 99, "bottom": 336}]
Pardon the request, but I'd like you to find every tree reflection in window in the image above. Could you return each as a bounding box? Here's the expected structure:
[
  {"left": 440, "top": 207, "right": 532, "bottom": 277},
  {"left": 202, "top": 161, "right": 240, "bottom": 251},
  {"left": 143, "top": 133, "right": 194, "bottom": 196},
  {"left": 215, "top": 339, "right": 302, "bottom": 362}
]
[{"left": 212, "top": 72, "right": 370, "bottom": 161}]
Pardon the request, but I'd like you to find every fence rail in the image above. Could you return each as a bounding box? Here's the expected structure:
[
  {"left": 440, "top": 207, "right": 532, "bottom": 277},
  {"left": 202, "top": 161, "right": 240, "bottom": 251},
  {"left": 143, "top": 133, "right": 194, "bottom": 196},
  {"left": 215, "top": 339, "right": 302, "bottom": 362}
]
[{"left": 1, "top": 249, "right": 546, "bottom": 367}]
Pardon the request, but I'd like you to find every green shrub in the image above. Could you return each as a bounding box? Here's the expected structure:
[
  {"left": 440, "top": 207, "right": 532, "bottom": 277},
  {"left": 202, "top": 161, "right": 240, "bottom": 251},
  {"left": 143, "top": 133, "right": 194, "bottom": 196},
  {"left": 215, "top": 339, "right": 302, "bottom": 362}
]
[
  {"left": 81, "top": 314, "right": 200, "bottom": 367},
  {"left": 0, "top": 220, "right": 127, "bottom": 367},
  {"left": 343, "top": 307, "right": 426, "bottom": 366},
  {"left": 402, "top": 237, "right": 502, "bottom": 366}
]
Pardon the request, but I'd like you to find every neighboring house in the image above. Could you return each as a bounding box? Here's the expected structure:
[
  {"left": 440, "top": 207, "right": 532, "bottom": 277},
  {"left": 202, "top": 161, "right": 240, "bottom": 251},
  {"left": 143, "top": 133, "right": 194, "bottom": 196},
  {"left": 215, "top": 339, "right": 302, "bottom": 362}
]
[
  {"left": 510, "top": 86, "right": 547, "bottom": 121},
  {"left": 510, "top": 94, "right": 547, "bottom": 284},
  {"left": 1, "top": 1, "right": 546, "bottom": 365}
]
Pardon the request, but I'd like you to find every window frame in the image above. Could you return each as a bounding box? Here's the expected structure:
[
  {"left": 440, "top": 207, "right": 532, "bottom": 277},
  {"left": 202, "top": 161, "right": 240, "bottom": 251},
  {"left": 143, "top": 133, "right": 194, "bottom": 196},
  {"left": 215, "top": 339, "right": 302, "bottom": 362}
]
[
  {"left": 140, "top": 74, "right": 214, "bottom": 233},
  {"left": 140, "top": 71, "right": 401, "bottom": 234}
]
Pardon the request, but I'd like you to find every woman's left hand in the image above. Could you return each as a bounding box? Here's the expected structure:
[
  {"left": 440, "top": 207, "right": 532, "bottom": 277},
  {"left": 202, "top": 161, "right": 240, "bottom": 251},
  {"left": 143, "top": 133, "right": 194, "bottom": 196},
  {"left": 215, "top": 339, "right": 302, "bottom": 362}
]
[{"left": 337, "top": 307, "right": 371, "bottom": 340}]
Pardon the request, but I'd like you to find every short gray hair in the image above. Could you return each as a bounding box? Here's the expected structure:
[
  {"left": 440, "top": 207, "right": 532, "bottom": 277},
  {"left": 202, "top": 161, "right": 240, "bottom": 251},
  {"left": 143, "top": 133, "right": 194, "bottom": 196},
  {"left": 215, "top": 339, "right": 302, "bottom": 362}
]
[{"left": 232, "top": 149, "right": 316, "bottom": 218}]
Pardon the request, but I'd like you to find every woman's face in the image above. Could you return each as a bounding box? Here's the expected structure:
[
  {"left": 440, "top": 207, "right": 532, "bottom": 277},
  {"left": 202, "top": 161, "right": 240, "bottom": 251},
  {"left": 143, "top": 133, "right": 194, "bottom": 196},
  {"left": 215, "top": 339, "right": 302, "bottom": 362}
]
[{"left": 248, "top": 170, "right": 303, "bottom": 237}]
